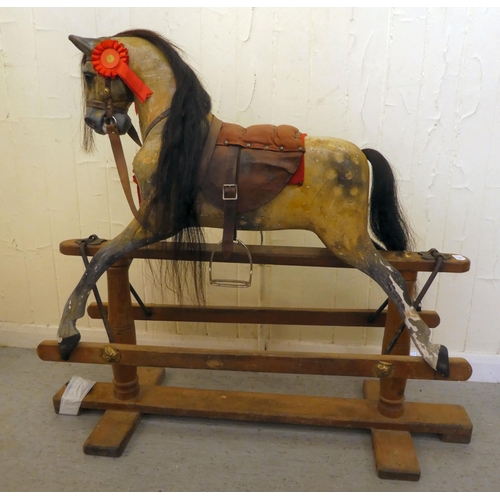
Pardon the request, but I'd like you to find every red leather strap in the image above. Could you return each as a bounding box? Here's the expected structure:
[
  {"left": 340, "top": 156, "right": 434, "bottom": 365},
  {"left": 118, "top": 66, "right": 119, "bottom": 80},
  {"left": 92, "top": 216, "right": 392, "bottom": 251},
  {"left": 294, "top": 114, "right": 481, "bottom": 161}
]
[{"left": 288, "top": 133, "right": 307, "bottom": 185}]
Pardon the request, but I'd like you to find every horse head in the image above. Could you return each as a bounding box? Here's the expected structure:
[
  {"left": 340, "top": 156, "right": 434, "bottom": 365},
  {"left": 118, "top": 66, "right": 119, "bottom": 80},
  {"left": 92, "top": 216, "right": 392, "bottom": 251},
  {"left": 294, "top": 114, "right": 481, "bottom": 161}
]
[{"left": 69, "top": 35, "right": 135, "bottom": 137}]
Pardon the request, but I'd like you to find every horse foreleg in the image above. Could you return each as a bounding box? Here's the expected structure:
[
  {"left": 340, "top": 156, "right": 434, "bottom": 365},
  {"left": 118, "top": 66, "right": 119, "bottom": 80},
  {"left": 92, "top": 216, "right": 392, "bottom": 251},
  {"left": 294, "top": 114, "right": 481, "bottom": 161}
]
[
  {"left": 57, "top": 221, "right": 166, "bottom": 360},
  {"left": 319, "top": 235, "right": 449, "bottom": 377}
]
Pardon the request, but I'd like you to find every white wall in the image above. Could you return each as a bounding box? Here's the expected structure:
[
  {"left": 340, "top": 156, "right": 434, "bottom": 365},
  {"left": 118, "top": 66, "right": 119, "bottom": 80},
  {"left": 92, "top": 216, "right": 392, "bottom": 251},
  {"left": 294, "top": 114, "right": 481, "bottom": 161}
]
[{"left": 1, "top": 7, "right": 499, "bottom": 377}]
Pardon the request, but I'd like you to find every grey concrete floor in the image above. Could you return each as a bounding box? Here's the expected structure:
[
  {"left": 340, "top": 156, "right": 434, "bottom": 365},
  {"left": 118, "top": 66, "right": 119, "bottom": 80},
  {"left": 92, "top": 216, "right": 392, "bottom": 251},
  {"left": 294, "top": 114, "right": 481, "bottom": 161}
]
[{"left": 0, "top": 346, "right": 499, "bottom": 491}]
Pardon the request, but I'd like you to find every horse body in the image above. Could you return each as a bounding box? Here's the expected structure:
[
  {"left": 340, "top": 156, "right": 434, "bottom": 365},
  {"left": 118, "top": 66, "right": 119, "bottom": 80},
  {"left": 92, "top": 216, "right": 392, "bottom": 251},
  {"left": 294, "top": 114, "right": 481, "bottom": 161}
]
[
  {"left": 199, "top": 135, "right": 367, "bottom": 231},
  {"left": 60, "top": 30, "right": 449, "bottom": 376}
]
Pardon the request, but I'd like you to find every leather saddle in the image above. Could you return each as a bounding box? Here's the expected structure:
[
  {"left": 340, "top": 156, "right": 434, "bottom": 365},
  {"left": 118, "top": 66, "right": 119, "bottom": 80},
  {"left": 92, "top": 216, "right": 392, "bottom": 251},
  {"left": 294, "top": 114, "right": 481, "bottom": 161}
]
[{"left": 199, "top": 116, "right": 306, "bottom": 259}]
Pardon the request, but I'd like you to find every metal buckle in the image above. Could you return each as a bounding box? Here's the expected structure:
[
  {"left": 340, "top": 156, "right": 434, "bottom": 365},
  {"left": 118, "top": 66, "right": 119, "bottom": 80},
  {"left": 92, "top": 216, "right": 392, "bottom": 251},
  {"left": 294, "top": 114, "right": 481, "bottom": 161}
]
[
  {"left": 222, "top": 184, "right": 238, "bottom": 201},
  {"left": 209, "top": 238, "right": 253, "bottom": 288}
]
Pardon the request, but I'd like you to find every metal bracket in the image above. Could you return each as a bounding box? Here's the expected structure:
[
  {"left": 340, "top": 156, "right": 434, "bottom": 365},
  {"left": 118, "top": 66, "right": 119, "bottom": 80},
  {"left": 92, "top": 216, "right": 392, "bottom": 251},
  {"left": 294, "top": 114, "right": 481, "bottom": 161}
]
[
  {"left": 385, "top": 248, "right": 447, "bottom": 354},
  {"left": 418, "top": 248, "right": 452, "bottom": 261},
  {"left": 75, "top": 234, "right": 108, "bottom": 246}
]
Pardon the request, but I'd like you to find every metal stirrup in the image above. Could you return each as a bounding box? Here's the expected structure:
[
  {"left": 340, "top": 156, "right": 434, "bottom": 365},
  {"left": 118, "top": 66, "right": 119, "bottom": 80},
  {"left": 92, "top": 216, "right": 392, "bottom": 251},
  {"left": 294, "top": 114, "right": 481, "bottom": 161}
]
[{"left": 209, "top": 238, "right": 253, "bottom": 288}]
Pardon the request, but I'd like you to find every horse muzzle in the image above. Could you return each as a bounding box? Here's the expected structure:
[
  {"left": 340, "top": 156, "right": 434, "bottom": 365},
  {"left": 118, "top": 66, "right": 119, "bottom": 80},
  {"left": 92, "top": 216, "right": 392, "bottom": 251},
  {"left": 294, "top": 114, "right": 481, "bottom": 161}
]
[{"left": 84, "top": 108, "right": 132, "bottom": 136}]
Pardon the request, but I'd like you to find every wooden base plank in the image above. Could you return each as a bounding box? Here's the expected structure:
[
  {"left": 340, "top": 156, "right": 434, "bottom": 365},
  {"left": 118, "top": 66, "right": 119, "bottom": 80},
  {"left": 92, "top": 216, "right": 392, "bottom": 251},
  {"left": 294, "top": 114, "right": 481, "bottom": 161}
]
[
  {"left": 363, "top": 379, "right": 472, "bottom": 443},
  {"left": 54, "top": 368, "right": 165, "bottom": 458},
  {"left": 365, "top": 381, "right": 420, "bottom": 480},
  {"left": 61, "top": 382, "right": 472, "bottom": 437},
  {"left": 83, "top": 410, "right": 142, "bottom": 457},
  {"left": 439, "top": 432, "right": 473, "bottom": 444},
  {"left": 372, "top": 430, "right": 421, "bottom": 481}
]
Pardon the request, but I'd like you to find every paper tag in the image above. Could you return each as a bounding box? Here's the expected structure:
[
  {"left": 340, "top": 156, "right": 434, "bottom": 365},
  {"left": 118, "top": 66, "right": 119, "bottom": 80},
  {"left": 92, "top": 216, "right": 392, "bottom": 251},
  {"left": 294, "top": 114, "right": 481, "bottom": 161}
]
[
  {"left": 453, "top": 254, "right": 466, "bottom": 261},
  {"left": 59, "top": 376, "right": 96, "bottom": 415}
]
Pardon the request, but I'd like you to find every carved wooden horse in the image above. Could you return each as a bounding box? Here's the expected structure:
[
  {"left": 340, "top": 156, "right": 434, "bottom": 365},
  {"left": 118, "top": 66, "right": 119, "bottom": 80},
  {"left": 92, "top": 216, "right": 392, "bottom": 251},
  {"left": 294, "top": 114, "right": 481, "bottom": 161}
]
[{"left": 60, "top": 29, "right": 449, "bottom": 376}]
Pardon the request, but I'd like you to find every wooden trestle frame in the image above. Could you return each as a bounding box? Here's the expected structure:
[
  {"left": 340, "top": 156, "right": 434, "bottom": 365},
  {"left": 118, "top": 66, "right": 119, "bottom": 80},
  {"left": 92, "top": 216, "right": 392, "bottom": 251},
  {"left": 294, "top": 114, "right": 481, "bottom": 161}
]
[{"left": 37, "top": 239, "right": 473, "bottom": 481}]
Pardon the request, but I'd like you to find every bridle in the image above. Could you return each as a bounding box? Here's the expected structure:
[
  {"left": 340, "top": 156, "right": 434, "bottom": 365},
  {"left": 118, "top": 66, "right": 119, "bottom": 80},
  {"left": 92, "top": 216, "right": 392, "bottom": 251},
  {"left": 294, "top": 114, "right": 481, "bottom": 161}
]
[
  {"left": 82, "top": 38, "right": 175, "bottom": 230},
  {"left": 86, "top": 95, "right": 142, "bottom": 146},
  {"left": 87, "top": 76, "right": 169, "bottom": 229}
]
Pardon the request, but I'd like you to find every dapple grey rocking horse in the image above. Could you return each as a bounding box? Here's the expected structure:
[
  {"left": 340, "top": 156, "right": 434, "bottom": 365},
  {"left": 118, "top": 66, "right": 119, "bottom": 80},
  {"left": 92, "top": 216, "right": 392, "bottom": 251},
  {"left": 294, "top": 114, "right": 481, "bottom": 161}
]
[{"left": 59, "top": 29, "right": 449, "bottom": 377}]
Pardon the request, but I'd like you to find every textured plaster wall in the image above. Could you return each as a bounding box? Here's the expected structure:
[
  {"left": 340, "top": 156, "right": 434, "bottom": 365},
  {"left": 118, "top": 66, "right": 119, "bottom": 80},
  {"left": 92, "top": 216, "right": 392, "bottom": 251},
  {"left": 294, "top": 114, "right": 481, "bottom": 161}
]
[{"left": 1, "top": 7, "right": 499, "bottom": 357}]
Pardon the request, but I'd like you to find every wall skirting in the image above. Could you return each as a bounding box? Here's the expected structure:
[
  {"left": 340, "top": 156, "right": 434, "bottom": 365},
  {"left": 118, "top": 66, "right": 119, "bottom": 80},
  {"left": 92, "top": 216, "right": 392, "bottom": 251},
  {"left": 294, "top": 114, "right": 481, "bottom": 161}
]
[{"left": 1, "top": 322, "right": 499, "bottom": 383}]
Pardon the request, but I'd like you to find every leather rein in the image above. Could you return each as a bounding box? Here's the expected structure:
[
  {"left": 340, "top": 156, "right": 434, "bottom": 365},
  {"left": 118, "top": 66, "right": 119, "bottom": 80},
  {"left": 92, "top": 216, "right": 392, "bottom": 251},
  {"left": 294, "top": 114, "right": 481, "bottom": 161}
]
[{"left": 88, "top": 81, "right": 170, "bottom": 228}]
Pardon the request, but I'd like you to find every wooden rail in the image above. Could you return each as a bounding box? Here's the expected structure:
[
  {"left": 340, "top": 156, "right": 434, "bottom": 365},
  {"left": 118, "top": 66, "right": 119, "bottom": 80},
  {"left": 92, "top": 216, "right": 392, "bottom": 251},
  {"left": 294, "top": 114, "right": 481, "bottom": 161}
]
[
  {"left": 37, "top": 341, "right": 472, "bottom": 381},
  {"left": 60, "top": 239, "right": 470, "bottom": 273}
]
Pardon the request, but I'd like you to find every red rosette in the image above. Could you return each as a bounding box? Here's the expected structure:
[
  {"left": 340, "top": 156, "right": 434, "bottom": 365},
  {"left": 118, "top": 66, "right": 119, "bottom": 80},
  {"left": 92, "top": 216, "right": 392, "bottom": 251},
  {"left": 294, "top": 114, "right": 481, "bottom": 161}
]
[
  {"left": 91, "top": 39, "right": 128, "bottom": 77},
  {"left": 92, "top": 40, "right": 153, "bottom": 103}
]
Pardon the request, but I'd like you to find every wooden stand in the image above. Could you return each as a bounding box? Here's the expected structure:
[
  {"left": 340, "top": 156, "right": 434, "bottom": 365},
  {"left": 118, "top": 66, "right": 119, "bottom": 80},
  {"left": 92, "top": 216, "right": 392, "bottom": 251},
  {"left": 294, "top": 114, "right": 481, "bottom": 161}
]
[{"left": 38, "top": 240, "right": 473, "bottom": 481}]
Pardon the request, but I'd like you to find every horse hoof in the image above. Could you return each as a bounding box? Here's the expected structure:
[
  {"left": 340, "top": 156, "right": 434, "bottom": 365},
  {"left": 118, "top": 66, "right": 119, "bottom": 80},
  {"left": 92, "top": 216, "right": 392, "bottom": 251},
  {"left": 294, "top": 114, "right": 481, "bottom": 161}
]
[
  {"left": 58, "top": 333, "right": 81, "bottom": 361},
  {"left": 436, "top": 345, "right": 450, "bottom": 378}
]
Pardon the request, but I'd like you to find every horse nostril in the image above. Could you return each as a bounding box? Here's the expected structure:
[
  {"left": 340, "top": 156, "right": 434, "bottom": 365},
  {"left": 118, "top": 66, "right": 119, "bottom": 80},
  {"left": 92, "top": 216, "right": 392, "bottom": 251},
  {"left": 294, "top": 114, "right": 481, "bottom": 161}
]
[{"left": 85, "top": 115, "right": 106, "bottom": 134}]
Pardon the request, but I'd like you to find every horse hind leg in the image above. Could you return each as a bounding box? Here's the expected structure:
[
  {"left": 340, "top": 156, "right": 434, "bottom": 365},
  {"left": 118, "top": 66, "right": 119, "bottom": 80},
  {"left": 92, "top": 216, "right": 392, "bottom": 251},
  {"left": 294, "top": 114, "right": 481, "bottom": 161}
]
[
  {"left": 318, "top": 233, "right": 449, "bottom": 377},
  {"left": 368, "top": 249, "right": 449, "bottom": 377}
]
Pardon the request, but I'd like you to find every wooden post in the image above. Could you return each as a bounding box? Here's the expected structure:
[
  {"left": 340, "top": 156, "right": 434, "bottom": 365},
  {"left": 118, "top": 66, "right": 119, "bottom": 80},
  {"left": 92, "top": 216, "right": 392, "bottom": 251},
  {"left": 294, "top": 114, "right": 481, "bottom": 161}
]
[
  {"left": 377, "top": 270, "right": 416, "bottom": 418},
  {"left": 365, "top": 270, "right": 421, "bottom": 481},
  {"left": 82, "top": 257, "right": 165, "bottom": 457},
  {"left": 107, "top": 258, "right": 140, "bottom": 400}
]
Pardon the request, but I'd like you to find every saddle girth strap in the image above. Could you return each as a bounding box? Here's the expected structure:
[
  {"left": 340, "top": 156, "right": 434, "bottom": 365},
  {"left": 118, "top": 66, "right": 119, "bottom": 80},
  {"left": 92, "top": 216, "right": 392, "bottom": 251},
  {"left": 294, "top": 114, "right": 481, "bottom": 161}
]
[{"left": 199, "top": 116, "right": 242, "bottom": 260}]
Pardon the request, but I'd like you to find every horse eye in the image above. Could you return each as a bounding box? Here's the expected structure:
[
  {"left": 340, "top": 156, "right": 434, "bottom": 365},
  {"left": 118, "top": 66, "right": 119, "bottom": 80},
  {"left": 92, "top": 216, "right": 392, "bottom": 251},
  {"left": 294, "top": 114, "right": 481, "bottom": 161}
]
[{"left": 83, "top": 72, "right": 95, "bottom": 86}]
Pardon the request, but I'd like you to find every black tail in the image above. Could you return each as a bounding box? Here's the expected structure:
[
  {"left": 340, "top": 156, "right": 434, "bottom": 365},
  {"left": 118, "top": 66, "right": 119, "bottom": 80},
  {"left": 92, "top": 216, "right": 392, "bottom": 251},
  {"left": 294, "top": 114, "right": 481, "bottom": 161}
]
[{"left": 362, "top": 148, "right": 413, "bottom": 252}]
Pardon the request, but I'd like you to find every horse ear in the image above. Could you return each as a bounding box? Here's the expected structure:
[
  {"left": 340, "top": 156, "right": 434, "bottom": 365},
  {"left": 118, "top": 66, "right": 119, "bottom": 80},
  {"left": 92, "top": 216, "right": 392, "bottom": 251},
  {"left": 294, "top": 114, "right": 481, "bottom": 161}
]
[{"left": 68, "top": 35, "right": 98, "bottom": 56}]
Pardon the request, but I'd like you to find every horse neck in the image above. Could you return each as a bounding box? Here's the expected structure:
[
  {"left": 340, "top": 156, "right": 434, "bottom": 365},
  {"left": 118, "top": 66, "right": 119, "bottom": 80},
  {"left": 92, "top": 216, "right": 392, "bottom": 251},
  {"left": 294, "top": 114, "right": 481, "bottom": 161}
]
[
  {"left": 122, "top": 38, "right": 176, "bottom": 140},
  {"left": 135, "top": 91, "right": 174, "bottom": 141}
]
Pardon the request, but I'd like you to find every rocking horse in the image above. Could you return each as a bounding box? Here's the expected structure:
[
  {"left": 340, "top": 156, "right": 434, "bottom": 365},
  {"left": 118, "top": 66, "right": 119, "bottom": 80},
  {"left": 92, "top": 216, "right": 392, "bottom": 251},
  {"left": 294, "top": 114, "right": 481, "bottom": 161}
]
[
  {"left": 56, "top": 29, "right": 449, "bottom": 377},
  {"left": 35, "top": 29, "right": 475, "bottom": 480}
]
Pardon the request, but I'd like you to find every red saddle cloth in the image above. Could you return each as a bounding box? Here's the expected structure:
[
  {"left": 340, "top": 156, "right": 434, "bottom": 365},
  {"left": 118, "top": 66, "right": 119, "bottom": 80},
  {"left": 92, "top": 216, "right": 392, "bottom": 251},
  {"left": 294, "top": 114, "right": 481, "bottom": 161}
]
[{"left": 200, "top": 121, "right": 306, "bottom": 214}]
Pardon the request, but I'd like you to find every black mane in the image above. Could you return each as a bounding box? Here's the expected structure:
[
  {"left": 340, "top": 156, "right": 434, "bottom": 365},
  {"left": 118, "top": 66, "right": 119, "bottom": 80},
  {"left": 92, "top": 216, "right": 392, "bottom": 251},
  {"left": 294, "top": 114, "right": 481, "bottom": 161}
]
[{"left": 115, "top": 29, "right": 211, "bottom": 301}]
